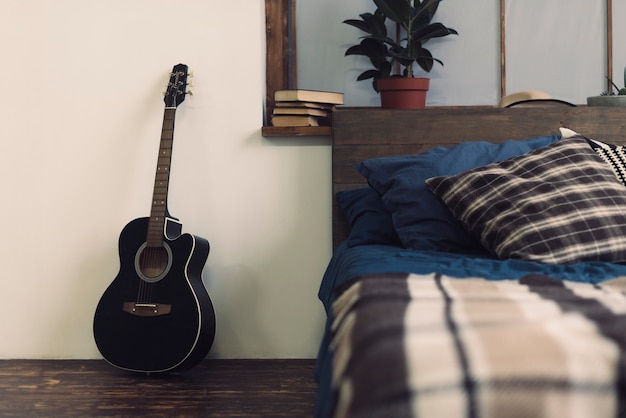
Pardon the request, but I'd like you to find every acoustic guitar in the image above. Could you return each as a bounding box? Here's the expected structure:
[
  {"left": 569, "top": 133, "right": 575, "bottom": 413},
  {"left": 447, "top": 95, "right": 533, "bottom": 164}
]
[{"left": 93, "top": 64, "right": 215, "bottom": 373}]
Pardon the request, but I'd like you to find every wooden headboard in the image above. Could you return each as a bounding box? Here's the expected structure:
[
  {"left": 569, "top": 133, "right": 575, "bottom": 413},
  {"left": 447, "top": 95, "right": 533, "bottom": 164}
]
[{"left": 332, "top": 106, "right": 626, "bottom": 249}]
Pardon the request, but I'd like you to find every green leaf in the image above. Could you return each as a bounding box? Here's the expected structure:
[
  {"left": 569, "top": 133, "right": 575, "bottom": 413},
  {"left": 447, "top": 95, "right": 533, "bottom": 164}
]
[
  {"left": 413, "top": 0, "right": 441, "bottom": 26},
  {"left": 411, "top": 22, "right": 457, "bottom": 44},
  {"left": 343, "top": 19, "right": 371, "bottom": 34},
  {"left": 366, "top": 13, "right": 388, "bottom": 37},
  {"left": 357, "top": 69, "right": 381, "bottom": 81},
  {"left": 374, "top": 0, "right": 411, "bottom": 25},
  {"left": 343, "top": 18, "right": 365, "bottom": 29},
  {"left": 345, "top": 44, "right": 366, "bottom": 57},
  {"left": 361, "top": 38, "right": 388, "bottom": 60},
  {"left": 343, "top": 13, "right": 388, "bottom": 37},
  {"left": 346, "top": 38, "right": 389, "bottom": 72},
  {"left": 416, "top": 48, "right": 434, "bottom": 72}
]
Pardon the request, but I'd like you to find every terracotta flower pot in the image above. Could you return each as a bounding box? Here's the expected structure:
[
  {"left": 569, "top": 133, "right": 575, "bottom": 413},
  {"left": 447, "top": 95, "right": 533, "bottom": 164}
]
[{"left": 377, "top": 77, "right": 430, "bottom": 109}]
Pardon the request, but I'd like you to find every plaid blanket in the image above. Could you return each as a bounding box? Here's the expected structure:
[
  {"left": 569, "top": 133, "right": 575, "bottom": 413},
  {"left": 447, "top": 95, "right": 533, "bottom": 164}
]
[{"left": 329, "top": 273, "right": 626, "bottom": 418}]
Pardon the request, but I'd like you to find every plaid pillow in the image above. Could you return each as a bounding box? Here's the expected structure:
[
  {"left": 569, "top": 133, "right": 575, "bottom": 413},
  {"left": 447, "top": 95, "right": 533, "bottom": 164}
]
[{"left": 426, "top": 136, "right": 626, "bottom": 264}]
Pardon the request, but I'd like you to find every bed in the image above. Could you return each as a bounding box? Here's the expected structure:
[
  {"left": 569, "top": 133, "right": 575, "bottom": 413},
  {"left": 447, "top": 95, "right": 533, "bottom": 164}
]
[{"left": 316, "top": 106, "right": 626, "bottom": 418}]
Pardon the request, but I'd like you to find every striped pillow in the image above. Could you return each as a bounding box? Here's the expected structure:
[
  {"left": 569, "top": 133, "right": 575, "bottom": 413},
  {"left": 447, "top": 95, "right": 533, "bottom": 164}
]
[
  {"left": 426, "top": 136, "right": 626, "bottom": 264},
  {"left": 560, "top": 127, "right": 626, "bottom": 186},
  {"left": 586, "top": 139, "right": 626, "bottom": 186}
]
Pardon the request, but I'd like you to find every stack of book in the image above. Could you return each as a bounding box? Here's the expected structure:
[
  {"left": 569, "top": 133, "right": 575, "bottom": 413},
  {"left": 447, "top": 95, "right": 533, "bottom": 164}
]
[{"left": 271, "top": 89, "right": 344, "bottom": 127}]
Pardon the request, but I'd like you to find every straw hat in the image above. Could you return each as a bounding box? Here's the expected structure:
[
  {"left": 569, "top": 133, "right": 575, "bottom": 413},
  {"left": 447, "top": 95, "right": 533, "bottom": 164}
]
[{"left": 499, "top": 90, "right": 575, "bottom": 108}]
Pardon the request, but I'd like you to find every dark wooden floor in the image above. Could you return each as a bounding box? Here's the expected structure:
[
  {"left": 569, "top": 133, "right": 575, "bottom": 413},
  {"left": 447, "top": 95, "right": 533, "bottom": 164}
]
[{"left": 0, "top": 359, "right": 317, "bottom": 417}]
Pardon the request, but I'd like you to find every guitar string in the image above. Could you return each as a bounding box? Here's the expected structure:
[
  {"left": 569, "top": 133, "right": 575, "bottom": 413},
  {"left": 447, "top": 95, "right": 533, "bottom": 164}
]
[
  {"left": 139, "top": 108, "right": 173, "bottom": 305},
  {"left": 137, "top": 246, "right": 156, "bottom": 304},
  {"left": 135, "top": 73, "right": 182, "bottom": 308},
  {"left": 138, "top": 247, "right": 148, "bottom": 304}
]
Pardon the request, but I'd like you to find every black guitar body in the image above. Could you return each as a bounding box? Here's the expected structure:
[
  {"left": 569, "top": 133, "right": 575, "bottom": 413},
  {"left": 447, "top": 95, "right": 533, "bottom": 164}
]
[{"left": 93, "top": 217, "right": 215, "bottom": 373}]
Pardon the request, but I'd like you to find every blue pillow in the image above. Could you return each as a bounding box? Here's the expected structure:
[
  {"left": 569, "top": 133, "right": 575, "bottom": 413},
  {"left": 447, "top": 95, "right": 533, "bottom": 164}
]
[
  {"left": 356, "top": 135, "right": 560, "bottom": 253},
  {"left": 336, "top": 188, "right": 401, "bottom": 247}
]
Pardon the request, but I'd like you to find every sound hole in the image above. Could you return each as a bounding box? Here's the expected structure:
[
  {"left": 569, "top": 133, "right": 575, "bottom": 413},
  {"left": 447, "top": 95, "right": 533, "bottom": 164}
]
[
  {"left": 135, "top": 243, "right": 173, "bottom": 283},
  {"left": 141, "top": 246, "right": 168, "bottom": 277}
]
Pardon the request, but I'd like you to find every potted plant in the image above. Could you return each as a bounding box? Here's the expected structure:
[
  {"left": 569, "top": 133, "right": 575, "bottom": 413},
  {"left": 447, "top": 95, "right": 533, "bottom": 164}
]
[
  {"left": 587, "top": 67, "right": 626, "bottom": 107},
  {"left": 343, "top": 0, "right": 458, "bottom": 109}
]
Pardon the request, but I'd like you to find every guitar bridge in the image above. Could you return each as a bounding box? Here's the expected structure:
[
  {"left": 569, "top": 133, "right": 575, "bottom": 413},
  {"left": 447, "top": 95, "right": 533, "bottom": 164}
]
[{"left": 123, "top": 302, "right": 171, "bottom": 317}]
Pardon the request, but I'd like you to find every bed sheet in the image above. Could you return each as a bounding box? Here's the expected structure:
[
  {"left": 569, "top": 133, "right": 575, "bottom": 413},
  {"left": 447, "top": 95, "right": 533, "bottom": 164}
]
[{"left": 315, "top": 243, "right": 626, "bottom": 417}]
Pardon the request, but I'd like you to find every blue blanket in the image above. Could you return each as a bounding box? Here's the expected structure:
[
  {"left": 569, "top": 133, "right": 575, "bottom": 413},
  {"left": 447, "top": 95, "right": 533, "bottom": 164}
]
[{"left": 319, "top": 243, "right": 626, "bottom": 310}]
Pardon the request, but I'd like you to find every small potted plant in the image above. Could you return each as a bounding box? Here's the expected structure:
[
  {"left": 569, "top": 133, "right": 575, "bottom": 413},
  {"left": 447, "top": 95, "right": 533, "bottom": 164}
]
[
  {"left": 587, "top": 67, "right": 626, "bottom": 107},
  {"left": 343, "top": 0, "right": 458, "bottom": 109}
]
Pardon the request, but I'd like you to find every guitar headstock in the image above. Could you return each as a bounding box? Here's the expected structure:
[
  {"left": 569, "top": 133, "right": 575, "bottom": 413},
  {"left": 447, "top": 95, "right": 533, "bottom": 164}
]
[{"left": 164, "top": 63, "right": 190, "bottom": 108}]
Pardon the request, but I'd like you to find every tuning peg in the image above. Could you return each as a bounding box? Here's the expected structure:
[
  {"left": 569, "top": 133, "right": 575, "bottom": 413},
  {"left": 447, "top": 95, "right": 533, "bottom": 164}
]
[
  {"left": 186, "top": 89, "right": 194, "bottom": 96},
  {"left": 188, "top": 71, "right": 195, "bottom": 78},
  {"left": 187, "top": 80, "right": 194, "bottom": 87}
]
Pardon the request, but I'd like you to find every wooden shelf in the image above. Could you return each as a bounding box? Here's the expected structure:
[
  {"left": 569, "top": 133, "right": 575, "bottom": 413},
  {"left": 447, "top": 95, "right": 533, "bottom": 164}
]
[{"left": 261, "top": 125, "right": 332, "bottom": 137}]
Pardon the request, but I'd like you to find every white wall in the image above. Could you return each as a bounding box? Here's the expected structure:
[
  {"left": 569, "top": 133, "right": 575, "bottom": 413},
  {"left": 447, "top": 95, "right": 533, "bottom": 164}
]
[
  {"left": 0, "top": 0, "right": 329, "bottom": 359},
  {"left": 1, "top": 0, "right": 622, "bottom": 360}
]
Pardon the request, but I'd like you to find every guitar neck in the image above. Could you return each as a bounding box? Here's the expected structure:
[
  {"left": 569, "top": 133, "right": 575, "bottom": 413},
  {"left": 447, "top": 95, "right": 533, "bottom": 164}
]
[{"left": 146, "top": 107, "right": 177, "bottom": 247}]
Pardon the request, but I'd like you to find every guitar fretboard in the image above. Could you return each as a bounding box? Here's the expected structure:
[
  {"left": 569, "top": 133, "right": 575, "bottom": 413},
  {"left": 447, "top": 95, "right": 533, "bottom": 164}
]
[{"left": 146, "top": 108, "right": 176, "bottom": 247}]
